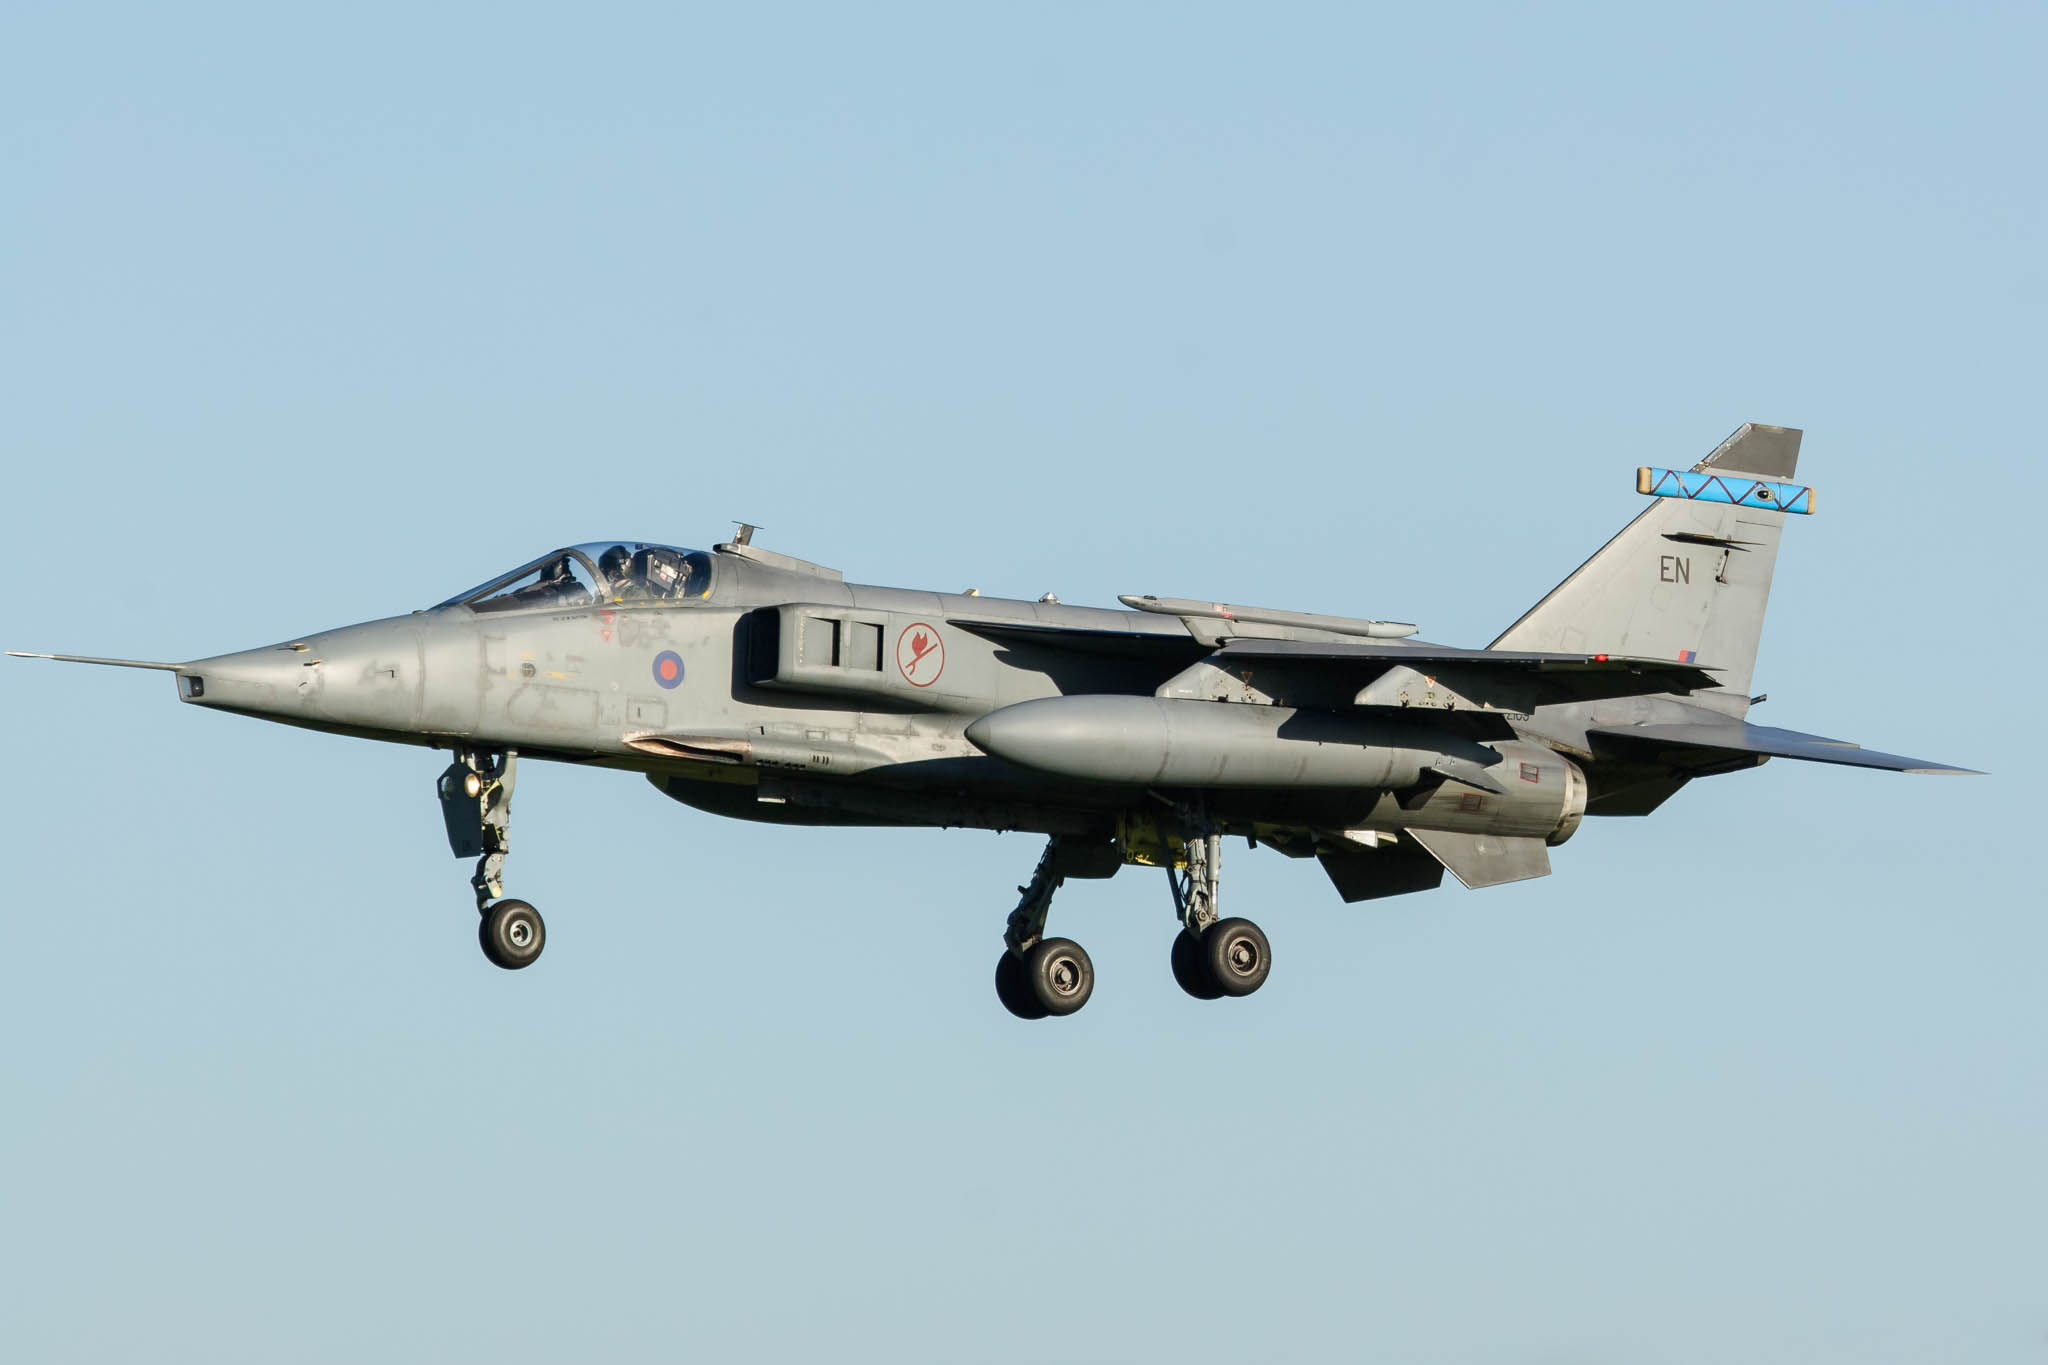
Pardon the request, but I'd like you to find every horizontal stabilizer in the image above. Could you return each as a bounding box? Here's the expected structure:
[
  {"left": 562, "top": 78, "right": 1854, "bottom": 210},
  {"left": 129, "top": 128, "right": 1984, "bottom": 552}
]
[
  {"left": 1406, "top": 829, "right": 1553, "bottom": 889},
  {"left": 5, "top": 650, "right": 182, "bottom": 671},
  {"left": 1589, "top": 720, "right": 1981, "bottom": 775}
]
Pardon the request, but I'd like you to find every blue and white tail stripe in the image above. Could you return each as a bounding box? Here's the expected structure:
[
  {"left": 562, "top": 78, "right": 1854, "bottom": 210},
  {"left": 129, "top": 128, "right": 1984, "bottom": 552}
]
[{"left": 1636, "top": 467, "right": 1814, "bottom": 514}]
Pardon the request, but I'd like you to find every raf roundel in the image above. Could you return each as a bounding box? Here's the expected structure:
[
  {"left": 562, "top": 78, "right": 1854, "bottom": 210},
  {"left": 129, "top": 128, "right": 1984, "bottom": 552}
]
[{"left": 652, "top": 650, "right": 685, "bottom": 690}]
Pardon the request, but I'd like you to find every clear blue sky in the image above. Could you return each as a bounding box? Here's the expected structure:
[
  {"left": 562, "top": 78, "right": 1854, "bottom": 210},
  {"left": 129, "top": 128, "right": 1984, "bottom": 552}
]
[{"left": 3, "top": 4, "right": 2042, "bottom": 1360}]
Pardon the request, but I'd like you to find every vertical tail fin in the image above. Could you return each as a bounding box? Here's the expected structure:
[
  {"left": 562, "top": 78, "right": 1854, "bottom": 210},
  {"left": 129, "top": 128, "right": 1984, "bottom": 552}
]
[{"left": 1490, "top": 423, "right": 1803, "bottom": 717}]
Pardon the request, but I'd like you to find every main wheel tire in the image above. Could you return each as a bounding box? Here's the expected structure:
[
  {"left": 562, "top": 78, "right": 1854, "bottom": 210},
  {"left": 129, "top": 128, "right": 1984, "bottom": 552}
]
[
  {"left": 1170, "top": 928, "right": 1224, "bottom": 1000},
  {"left": 1024, "top": 937, "right": 1094, "bottom": 1016},
  {"left": 480, "top": 899, "right": 546, "bottom": 970},
  {"left": 995, "top": 951, "right": 1050, "bottom": 1020},
  {"left": 1201, "top": 917, "right": 1270, "bottom": 997}
]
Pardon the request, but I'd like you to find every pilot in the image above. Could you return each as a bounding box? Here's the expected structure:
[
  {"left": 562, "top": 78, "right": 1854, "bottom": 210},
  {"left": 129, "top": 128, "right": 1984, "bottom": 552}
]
[
  {"left": 597, "top": 545, "right": 639, "bottom": 600},
  {"left": 514, "top": 554, "right": 580, "bottom": 606},
  {"left": 537, "top": 554, "right": 579, "bottom": 600}
]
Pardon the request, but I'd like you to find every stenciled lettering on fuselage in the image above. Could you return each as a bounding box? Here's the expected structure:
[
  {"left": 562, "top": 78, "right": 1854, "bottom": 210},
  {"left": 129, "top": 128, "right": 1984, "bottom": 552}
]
[
  {"left": 1659, "top": 554, "right": 1691, "bottom": 584},
  {"left": 618, "top": 613, "right": 674, "bottom": 648}
]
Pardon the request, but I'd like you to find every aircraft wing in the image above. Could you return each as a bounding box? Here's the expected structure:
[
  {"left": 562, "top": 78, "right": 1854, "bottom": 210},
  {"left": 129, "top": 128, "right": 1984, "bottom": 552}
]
[
  {"left": 1588, "top": 719, "right": 1982, "bottom": 774},
  {"left": 947, "top": 617, "right": 1212, "bottom": 663},
  {"left": 1214, "top": 638, "right": 1719, "bottom": 707},
  {"left": 946, "top": 621, "right": 1712, "bottom": 708}
]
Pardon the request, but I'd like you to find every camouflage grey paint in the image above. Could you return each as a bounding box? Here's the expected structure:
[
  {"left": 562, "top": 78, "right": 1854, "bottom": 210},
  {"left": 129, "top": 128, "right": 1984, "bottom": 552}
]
[{"left": 9, "top": 423, "right": 1979, "bottom": 916}]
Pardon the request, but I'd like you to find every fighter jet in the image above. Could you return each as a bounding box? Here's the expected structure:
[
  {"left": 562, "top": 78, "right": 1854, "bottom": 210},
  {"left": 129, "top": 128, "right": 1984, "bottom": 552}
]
[{"left": 10, "top": 424, "right": 1975, "bottom": 1018}]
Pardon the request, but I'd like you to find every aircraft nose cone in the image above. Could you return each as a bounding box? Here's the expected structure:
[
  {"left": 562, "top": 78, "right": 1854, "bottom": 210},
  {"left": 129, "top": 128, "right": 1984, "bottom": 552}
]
[
  {"left": 178, "top": 643, "right": 309, "bottom": 712},
  {"left": 964, "top": 715, "right": 996, "bottom": 754},
  {"left": 180, "top": 618, "right": 423, "bottom": 732}
]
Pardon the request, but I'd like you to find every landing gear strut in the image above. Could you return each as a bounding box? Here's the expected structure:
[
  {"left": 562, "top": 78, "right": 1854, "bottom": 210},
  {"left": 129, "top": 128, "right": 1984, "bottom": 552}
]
[
  {"left": 439, "top": 747, "right": 545, "bottom": 970},
  {"left": 992, "top": 836, "right": 1113, "bottom": 1019},
  {"left": 1165, "top": 815, "right": 1270, "bottom": 1000}
]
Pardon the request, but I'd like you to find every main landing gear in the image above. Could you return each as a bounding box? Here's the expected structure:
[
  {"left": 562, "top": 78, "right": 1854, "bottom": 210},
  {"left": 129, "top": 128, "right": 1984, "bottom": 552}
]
[
  {"left": 1165, "top": 827, "right": 1271, "bottom": 1001},
  {"left": 993, "top": 837, "right": 1115, "bottom": 1020},
  {"left": 991, "top": 819, "right": 1272, "bottom": 1019},
  {"left": 439, "top": 748, "right": 546, "bottom": 970}
]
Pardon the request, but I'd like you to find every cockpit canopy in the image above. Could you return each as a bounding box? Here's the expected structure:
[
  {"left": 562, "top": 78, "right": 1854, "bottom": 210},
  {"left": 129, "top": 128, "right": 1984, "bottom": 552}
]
[{"left": 439, "top": 542, "right": 716, "bottom": 613}]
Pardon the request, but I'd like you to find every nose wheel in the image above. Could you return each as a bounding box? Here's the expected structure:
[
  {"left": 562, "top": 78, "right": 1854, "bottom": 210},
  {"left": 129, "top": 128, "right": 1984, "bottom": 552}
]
[{"left": 480, "top": 899, "right": 547, "bottom": 970}]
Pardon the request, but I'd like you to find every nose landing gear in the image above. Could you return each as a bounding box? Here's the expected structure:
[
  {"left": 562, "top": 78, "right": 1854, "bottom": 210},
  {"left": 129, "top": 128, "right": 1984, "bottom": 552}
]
[{"left": 439, "top": 748, "right": 545, "bottom": 970}]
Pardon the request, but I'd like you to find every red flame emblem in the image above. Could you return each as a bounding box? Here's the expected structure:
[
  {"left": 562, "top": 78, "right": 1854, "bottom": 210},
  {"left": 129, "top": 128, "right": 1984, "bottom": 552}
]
[{"left": 896, "top": 622, "right": 945, "bottom": 686}]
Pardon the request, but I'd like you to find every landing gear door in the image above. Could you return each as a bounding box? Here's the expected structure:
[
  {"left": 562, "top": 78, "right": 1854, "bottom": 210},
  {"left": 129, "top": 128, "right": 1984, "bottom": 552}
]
[{"left": 437, "top": 749, "right": 515, "bottom": 905}]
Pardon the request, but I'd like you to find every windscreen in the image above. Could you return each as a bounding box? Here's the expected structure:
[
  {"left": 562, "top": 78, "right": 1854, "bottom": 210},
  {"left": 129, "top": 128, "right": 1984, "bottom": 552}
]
[{"left": 438, "top": 542, "right": 715, "bottom": 612}]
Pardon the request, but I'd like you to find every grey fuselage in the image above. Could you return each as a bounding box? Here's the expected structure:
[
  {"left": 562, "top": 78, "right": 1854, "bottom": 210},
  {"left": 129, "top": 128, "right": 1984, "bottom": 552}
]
[
  {"left": 174, "top": 540, "right": 1587, "bottom": 852},
  {"left": 62, "top": 424, "right": 1970, "bottom": 924}
]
